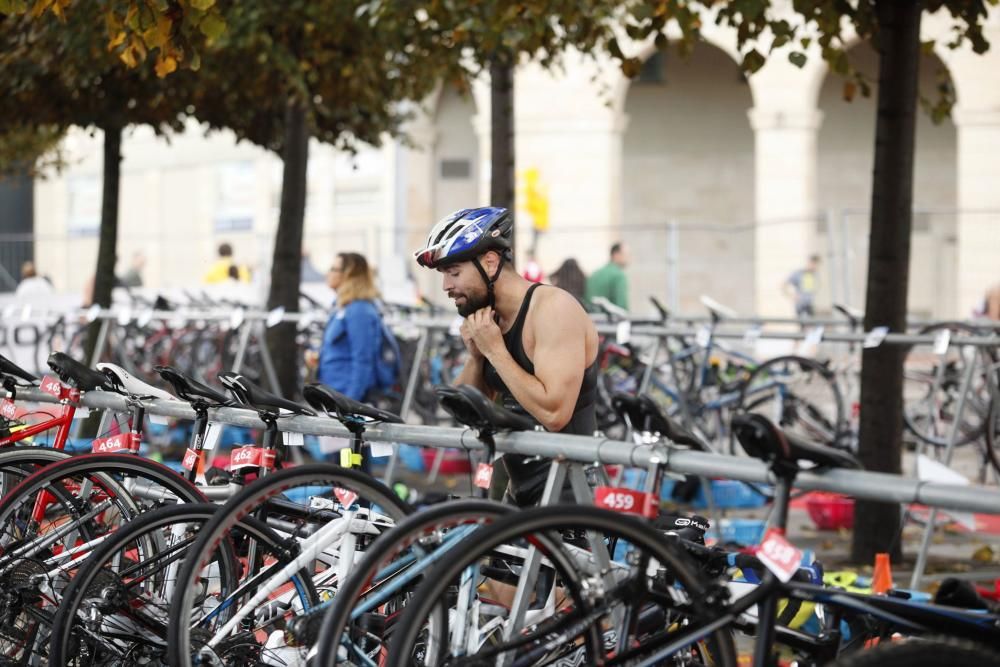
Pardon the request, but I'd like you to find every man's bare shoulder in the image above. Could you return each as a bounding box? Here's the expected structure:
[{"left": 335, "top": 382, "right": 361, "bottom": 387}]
[{"left": 532, "top": 286, "right": 593, "bottom": 331}]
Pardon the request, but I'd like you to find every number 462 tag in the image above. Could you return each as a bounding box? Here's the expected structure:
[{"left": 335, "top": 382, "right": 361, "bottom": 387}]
[{"left": 757, "top": 528, "right": 803, "bottom": 582}]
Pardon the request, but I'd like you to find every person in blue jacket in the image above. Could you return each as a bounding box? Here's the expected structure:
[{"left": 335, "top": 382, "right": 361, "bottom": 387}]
[{"left": 317, "top": 252, "right": 383, "bottom": 402}]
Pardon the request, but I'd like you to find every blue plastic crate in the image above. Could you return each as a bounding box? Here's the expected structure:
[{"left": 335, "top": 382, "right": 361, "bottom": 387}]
[
  {"left": 693, "top": 479, "right": 769, "bottom": 509},
  {"left": 709, "top": 518, "right": 767, "bottom": 546}
]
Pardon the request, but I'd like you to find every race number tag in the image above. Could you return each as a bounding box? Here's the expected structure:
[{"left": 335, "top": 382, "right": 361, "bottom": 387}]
[
  {"left": 695, "top": 326, "right": 712, "bottom": 348},
  {"left": 615, "top": 321, "right": 631, "bottom": 345},
  {"left": 474, "top": 463, "right": 494, "bottom": 490},
  {"left": 230, "top": 446, "right": 276, "bottom": 471},
  {"left": 863, "top": 326, "right": 889, "bottom": 349},
  {"left": 743, "top": 324, "right": 762, "bottom": 346},
  {"left": 40, "top": 375, "right": 65, "bottom": 398},
  {"left": 804, "top": 326, "right": 824, "bottom": 346},
  {"left": 933, "top": 329, "right": 951, "bottom": 355},
  {"left": 594, "top": 487, "right": 658, "bottom": 519},
  {"left": 334, "top": 487, "right": 359, "bottom": 508},
  {"left": 201, "top": 422, "right": 222, "bottom": 451},
  {"left": 757, "top": 528, "right": 803, "bottom": 583},
  {"left": 0, "top": 399, "right": 19, "bottom": 420},
  {"left": 92, "top": 433, "right": 140, "bottom": 454},
  {"left": 266, "top": 307, "right": 285, "bottom": 328},
  {"left": 283, "top": 432, "right": 305, "bottom": 447},
  {"left": 181, "top": 448, "right": 200, "bottom": 472}
]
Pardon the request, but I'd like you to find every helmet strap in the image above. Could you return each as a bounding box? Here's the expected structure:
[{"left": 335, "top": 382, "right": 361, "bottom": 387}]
[{"left": 473, "top": 254, "right": 506, "bottom": 313}]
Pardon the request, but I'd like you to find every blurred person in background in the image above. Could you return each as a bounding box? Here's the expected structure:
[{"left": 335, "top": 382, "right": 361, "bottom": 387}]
[
  {"left": 982, "top": 280, "right": 1000, "bottom": 320},
  {"left": 585, "top": 242, "right": 630, "bottom": 311},
  {"left": 316, "top": 252, "right": 385, "bottom": 402},
  {"left": 521, "top": 250, "right": 545, "bottom": 283},
  {"left": 15, "top": 261, "right": 53, "bottom": 298},
  {"left": 784, "top": 254, "right": 820, "bottom": 318},
  {"left": 203, "top": 242, "right": 250, "bottom": 284},
  {"left": 118, "top": 251, "right": 146, "bottom": 288},
  {"left": 549, "top": 258, "right": 587, "bottom": 305}
]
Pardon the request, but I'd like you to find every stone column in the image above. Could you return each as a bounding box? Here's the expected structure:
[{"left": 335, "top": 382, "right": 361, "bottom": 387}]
[{"left": 749, "top": 108, "right": 823, "bottom": 318}]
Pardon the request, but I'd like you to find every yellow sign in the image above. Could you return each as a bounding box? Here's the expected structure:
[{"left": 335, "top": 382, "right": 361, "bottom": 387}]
[{"left": 519, "top": 167, "right": 550, "bottom": 232}]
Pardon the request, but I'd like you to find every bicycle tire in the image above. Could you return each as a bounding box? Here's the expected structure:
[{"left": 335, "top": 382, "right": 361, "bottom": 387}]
[
  {"left": 312, "top": 498, "right": 516, "bottom": 667},
  {"left": 829, "top": 636, "right": 1000, "bottom": 667},
  {"left": 902, "top": 322, "right": 994, "bottom": 447},
  {"left": 386, "top": 504, "right": 737, "bottom": 667},
  {"left": 738, "top": 354, "right": 846, "bottom": 448},
  {"left": 167, "top": 462, "right": 413, "bottom": 667},
  {"left": 49, "top": 503, "right": 237, "bottom": 666}
]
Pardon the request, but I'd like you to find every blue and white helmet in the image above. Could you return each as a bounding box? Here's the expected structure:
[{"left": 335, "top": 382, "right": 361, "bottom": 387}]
[{"left": 414, "top": 207, "right": 513, "bottom": 269}]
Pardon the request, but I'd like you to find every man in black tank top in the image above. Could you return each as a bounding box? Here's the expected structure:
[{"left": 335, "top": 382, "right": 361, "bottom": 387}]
[{"left": 414, "top": 208, "right": 600, "bottom": 505}]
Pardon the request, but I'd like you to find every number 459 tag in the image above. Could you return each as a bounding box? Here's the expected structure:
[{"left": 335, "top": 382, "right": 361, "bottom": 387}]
[
  {"left": 757, "top": 528, "right": 803, "bottom": 582},
  {"left": 594, "top": 487, "right": 658, "bottom": 519}
]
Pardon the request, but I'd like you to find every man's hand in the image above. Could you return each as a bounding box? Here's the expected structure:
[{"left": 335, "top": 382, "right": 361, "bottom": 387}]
[
  {"left": 459, "top": 318, "right": 483, "bottom": 359},
  {"left": 465, "top": 307, "right": 505, "bottom": 358}
]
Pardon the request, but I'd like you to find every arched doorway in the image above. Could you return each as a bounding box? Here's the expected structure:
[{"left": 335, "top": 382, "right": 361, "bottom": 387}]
[
  {"left": 817, "top": 45, "right": 957, "bottom": 317},
  {"left": 620, "top": 42, "right": 756, "bottom": 314}
]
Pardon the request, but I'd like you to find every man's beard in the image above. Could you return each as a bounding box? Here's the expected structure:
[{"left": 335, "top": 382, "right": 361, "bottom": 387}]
[{"left": 455, "top": 290, "right": 490, "bottom": 317}]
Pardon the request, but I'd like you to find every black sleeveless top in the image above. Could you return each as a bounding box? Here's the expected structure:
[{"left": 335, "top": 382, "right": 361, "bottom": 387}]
[{"left": 483, "top": 283, "right": 598, "bottom": 436}]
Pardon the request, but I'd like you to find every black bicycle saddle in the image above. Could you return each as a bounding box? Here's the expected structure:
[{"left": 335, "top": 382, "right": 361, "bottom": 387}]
[
  {"left": 156, "top": 366, "right": 230, "bottom": 406},
  {"left": 218, "top": 372, "right": 314, "bottom": 416},
  {"left": 303, "top": 383, "right": 403, "bottom": 424},
  {"left": 47, "top": 352, "right": 112, "bottom": 392},
  {"left": 0, "top": 354, "right": 38, "bottom": 384},
  {"left": 435, "top": 385, "right": 536, "bottom": 433},
  {"left": 732, "top": 413, "right": 861, "bottom": 471},
  {"left": 612, "top": 392, "right": 711, "bottom": 452}
]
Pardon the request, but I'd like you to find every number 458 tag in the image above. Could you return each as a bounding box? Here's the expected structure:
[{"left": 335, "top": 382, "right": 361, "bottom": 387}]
[{"left": 757, "top": 528, "right": 803, "bottom": 582}]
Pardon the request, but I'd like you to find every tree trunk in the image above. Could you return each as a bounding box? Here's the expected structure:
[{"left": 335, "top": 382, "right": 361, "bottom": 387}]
[
  {"left": 490, "top": 57, "right": 515, "bottom": 254},
  {"left": 266, "top": 101, "right": 309, "bottom": 399},
  {"left": 851, "top": 0, "right": 923, "bottom": 565},
  {"left": 83, "top": 124, "right": 122, "bottom": 364}
]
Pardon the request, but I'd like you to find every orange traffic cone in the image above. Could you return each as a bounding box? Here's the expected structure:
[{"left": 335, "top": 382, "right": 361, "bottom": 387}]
[{"left": 872, "top": 552, "right": 893, "bottom": 595}]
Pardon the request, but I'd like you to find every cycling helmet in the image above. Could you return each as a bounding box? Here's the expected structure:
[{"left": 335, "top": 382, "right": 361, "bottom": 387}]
[
  {"left": 414, "top": 207, "right": 512, "bottom": 269},
  {"left": 414, "top": 207, "right": 513, "bottom": 309}
]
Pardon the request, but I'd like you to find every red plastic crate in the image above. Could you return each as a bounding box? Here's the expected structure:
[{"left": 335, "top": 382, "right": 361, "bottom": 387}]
[
  {"left": 421, "top": 448, "right": 473, "bottom": 475},
  {"left": 805, "top": 492, "right": 855, "bottom": 530}
]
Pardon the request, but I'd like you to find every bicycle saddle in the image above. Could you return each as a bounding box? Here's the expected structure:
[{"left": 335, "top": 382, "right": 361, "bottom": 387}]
[
  {"left": 731, "top": 413, "right": 862, "bottom": 471},
  {"left": 0, "top": 354, "right": 37, "bottom": 384},
  {"left": 435, "top": 385, "right": 536, "bottom": 433},
  {"left": 217, "top": 372, "right": 315, "bottom": 416},
  {"left": 156, "top": 366, "right": 230, "bottom": 407},
  {"left": 47, "top": 352, "right": 113, "bottom": 392},
  {"left": 611, "top": 392, "right": 711, "bottom": 452},
  {"left": 303, "top": 383, "right": 403, "bottom": 424},
  {"left": 97, "top": 363, "right": 178, "bottom": 401}
]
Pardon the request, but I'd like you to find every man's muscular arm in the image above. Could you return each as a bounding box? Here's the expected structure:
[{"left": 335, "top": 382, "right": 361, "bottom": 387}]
[{"left": 466, "top": 292, "right": 587, "bottom": 431}]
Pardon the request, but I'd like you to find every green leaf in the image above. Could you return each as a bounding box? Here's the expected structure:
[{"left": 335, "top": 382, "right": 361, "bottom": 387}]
[
  {"left": 189, "top": 0, "right": 215, "bottom": 11},
  {"left": 742, "top": 48, "right": 765, "bottom": 74},
  {"left": 199, "top": 12, "right": 225, "bottom": 40},
  {"left": 788, "top": 51, "right": 807, "bottom": 68}
]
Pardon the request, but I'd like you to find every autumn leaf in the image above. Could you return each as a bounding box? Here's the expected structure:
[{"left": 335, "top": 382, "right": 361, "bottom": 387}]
[{"left": 842, "top": 80, "right": 856, "bottom": 102}]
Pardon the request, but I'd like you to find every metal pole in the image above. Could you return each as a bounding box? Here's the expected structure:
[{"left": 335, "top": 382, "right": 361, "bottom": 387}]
[
  {"left": 230, "top": 322, "right": 253, "bottom": 373},
  {"left": 668, "top": 220, "right": 680, "bottom": 313},
  {"left": 383, "top": 328, "right": 431, "bottom": 485},
  {"left": 910, "top": 345, "right": 979, "bottom": 590},
  {"left": 255, "top": 321, "right": 281, "bottom": 395},
  {"left": 88, "top": 319, "right": 111, "bottom": 367}
]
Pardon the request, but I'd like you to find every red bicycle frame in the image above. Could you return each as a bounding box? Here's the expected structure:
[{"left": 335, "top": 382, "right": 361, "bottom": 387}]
[{"left": 0, "top": 378, "right": 81, "bottom": 450}]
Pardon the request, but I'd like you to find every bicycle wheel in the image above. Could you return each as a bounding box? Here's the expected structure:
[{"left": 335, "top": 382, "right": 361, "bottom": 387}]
[
  {"left": 387, "top": 505, "right": 737, "bottom": 667},
  {"left": 167, "top": 462, "right": 413, "bottom": 667},
  {"left": 311, "top": 498, "right": 516, "bottom": 667},
  {"left": 0, "top": 454, "right": 203, "bottom": 662},
  {"left": 738, "top": 354, "right": 846, "bottom": 448},
  {"left": 49, "top": 503, "right": 237, "bottom": 666},
  {"left": 902, "top": 322, "right": 994, "bottom": 447},
  {"left": 829, "top": 636, "right": 1000, "bottom": 667}
]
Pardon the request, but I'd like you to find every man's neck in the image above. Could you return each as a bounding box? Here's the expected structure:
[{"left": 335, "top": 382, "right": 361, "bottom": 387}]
[{"left": 492, "top": 273, "right": 532, "bottom": 331}]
